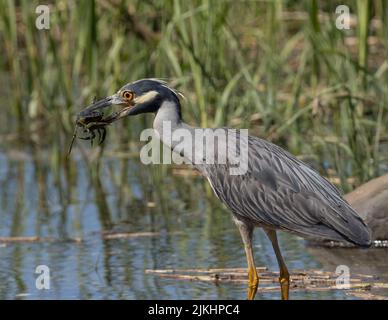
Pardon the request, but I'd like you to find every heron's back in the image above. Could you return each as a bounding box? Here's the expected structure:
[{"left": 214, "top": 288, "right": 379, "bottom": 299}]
[{"left": 198, "top": 131, "right": 371, "bottom": 247}]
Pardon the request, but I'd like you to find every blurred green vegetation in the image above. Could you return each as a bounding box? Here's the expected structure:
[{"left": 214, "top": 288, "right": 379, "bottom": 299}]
[{"left": 0, "top": 0, "right": 387, "bottom": 191}]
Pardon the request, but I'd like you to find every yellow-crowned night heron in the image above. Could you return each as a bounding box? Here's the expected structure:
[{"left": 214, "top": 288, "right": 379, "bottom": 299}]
[{"left": 77, "top": 79, "right": 371, "bottom": 300}]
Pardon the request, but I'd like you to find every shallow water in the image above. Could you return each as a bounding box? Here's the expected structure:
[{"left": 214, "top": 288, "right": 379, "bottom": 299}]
[{"left": 0, "top": 149, "right": 387, "bottom": 300}]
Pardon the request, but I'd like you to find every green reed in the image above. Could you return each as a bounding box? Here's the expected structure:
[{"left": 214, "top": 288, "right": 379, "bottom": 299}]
[{"left": 0, "top": 0, "right": 387, "bottom": 191}]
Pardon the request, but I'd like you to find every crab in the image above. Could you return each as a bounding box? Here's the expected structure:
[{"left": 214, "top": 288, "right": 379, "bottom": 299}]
[{"left": 67, "top": 110, "right": 110, "bottom": 155}]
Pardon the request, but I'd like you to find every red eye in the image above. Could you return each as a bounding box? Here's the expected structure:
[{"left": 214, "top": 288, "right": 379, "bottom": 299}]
[{"left": 122, "top": 91, "right": 133, "bottom": 100}]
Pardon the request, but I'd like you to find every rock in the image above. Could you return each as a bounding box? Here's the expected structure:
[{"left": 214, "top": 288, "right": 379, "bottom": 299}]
[{"left": 345, "top": 174, "right": 388, "bottom": 241}]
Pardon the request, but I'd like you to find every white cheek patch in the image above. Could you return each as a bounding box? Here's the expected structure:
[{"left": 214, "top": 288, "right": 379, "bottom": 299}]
[{"left": 134, "top": 90, "right": 159, "bottom": 104}]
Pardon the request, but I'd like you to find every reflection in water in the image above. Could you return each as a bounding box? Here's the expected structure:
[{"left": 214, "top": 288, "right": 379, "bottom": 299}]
[
  {"left": 307, "top": 245, "right": 388, "bottom": 298},
  {"left": 307, "top": 245, "right": 388, "bottom": 279},
  {"left": 0, "top": 149, "right": 385, "bottom": 299}
]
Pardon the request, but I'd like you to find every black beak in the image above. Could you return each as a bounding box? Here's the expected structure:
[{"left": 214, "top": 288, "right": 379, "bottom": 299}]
[
  {"left": 76, "top": 94, "right": 131, "bottom": 126},
  {"left": 77, "top": 96, "right": 113, "bottom": 119}
]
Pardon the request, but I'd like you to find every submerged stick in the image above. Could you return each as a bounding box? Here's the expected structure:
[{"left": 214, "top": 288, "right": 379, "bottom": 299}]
[
  {"left": 144, "top": 267, "right": 387, "bottom": 295},
  {"left": 0, "top": 236, "right": 82, "bottom": 243},
  {"left": 145, "top": 267, "right": 268, "bottom": 274},
  {"left": 103, "top": 232, "right": 161, "bottom": 239}
]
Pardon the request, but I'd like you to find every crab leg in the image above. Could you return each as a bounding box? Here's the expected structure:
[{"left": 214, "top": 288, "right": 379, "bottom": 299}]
[{"left": 67, "top": 126, "right": 79, "bottom": 155}]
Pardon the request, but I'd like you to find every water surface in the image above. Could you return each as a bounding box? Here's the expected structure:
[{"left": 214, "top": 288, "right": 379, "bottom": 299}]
[{"left": 0, "top": 150, "right": 387, "bottom": 300}]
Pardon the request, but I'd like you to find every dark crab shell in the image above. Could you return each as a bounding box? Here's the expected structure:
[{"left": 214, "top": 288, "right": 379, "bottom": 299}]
[{"left": 68, "top": 112, "right": 109, "bottom": 155}]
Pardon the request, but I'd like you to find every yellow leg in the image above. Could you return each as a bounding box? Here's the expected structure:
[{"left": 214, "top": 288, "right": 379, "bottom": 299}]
[
  {"left": 244, "top": 244, "right": 259, "bottom": 300},
  {"left": 265, "top": 229, "right": 290, "bottom": 300},
  {"left": 235, "top": 219, "right": 259, "bottom": 300}
]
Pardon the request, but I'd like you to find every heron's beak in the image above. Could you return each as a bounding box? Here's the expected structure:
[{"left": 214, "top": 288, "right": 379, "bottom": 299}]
[{"left": 77, "top": 94, "right": 132, "bottom": 125}]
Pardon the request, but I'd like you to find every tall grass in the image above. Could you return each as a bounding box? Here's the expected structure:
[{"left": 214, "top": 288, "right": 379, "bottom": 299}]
[
  {"left": 0, "top": 0, "right": 387, "bottom": 191},
  {"left": 356, "top": 0, "right": 370, "bottom": 87}
]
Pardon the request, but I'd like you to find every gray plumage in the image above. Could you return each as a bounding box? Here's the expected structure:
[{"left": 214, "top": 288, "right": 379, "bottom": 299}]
[
  {"left": 152, "top": 99, "right": 371, "bottom": 247},
  {"left": 200, "top": 133, "right": 371, "bottom": 246},
  {"left": 150, "top": 103, "right": 371, "bottom": 246}
]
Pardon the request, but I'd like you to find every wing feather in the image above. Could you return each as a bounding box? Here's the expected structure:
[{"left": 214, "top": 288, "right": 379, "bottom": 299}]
[{"left": 201, "top": 133, "right": 371, "bottom": 246}]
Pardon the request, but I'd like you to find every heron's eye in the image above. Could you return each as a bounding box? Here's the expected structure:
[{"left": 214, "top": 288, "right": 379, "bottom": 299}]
[{"left": 122, "top": 90, "right": 134, "bottom": 101}]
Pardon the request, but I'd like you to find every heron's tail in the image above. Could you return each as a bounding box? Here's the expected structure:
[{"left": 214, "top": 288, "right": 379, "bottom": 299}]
[
  {"left": 293, "top": 202, "right": 372, "bottom": 247},
  {"left": 324, "top": 201, "right": 372, "bottom": 247},
  {"left": 341, "top": 221, "right": 372, "bottom": 248}
]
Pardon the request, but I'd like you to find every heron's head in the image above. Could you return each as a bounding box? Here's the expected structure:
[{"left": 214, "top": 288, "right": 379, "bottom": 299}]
[{"left": 77, "top": 79, "right": 182, "bottom": 125}]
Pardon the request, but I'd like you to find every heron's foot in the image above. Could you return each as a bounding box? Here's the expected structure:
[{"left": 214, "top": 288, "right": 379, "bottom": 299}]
[
  {"left": 247, "top": 283, "right": 258, "bottom": 300},
  {"left": 279, "top": 275, "right": 289, "bottom": 300},
  {"left": 247, "top": 268, "right": 259, "bottom": 300}
]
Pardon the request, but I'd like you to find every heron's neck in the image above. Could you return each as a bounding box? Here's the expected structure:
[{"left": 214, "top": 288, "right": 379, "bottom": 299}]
[{"left": 153, "top": 100, "right": 194, "bottom": 149}]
